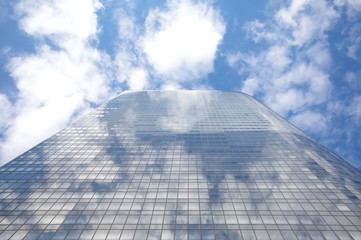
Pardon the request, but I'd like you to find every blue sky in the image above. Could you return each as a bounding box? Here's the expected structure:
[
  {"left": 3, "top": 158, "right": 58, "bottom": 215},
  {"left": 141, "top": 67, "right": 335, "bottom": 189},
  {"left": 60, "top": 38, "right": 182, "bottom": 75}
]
[{"left": 0, "top": 0, "right": 360, "bottom": 169}]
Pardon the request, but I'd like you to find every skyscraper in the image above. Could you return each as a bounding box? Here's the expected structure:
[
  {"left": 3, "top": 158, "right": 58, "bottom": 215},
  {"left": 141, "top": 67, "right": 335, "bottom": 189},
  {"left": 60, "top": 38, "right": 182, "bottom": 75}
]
[{"left": 0, "top": 90, "right": 360, "bottom": 240}]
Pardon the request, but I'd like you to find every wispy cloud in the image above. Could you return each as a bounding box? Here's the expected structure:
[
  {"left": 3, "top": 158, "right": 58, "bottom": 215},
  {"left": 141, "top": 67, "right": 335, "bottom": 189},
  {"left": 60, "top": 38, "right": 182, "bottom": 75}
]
[
  {"left": 228, "top": 0, "right": 338, "bottom": 125},
  {"left": 0, "top": 0, "right": 112, "bottom": 165},
  {"left": 0, "top": 94, "right": 13, "bottom": 134},
  {"left": 334, "top": 0, "right": 361, "bottom": 61},
  {"left": 228, "top": 0, "right": 361, "bottom": 167},
  {"left": 113, "top": 5, "right": 149, "bottom": 91},
  {"left": 289, "top": 110, "right": 327, "bottom": 133},
  {"left": 347, "top": 95, "right": 361, "bottom": 122}
]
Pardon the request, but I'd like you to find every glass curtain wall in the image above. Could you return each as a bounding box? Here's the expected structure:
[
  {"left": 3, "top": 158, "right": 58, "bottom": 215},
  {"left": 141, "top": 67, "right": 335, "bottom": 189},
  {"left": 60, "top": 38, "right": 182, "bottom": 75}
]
[{"left": 0, "top": 90, "right": 360, "bottom": 240}]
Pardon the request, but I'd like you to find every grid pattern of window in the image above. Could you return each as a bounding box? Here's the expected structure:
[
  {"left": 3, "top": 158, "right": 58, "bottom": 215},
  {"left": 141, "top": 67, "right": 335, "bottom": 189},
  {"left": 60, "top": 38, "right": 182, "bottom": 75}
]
[{"left": 0, "top": 90, "right": 361, "bottom": 240}]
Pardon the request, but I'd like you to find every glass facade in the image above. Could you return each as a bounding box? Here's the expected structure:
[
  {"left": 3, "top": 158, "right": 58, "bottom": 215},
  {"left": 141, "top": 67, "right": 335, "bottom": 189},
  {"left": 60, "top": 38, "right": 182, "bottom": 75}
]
[{"left": 1, "top": 90, "right": 361, "bottom": 240}]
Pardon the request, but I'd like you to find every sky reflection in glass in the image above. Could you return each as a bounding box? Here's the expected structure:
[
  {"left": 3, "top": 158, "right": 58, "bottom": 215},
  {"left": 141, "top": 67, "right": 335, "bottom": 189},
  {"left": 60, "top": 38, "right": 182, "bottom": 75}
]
[{"left": 0, "top": 90, "right": 361, "bottom": 240}]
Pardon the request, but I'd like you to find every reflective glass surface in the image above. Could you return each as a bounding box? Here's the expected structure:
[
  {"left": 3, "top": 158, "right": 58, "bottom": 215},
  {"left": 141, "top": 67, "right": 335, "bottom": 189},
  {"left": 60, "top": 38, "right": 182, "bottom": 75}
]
[{"left": 1, "top": 90, "right": 361, "bottom": 240}]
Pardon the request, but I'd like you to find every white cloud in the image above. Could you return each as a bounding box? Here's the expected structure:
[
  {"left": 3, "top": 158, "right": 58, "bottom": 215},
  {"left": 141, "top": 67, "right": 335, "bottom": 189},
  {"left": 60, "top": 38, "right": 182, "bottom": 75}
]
[
  {"left": 111, "top": 2, "right": 153, "bottom": 90},
  {"left": 228, "top": 0, "right": 336, "bottom": 132},
  {"left": 142, "top": 0, "right": 225, "bottom": 83},
  {"left": 304, "top": 42, "right": 332, "bottom": 69},
  {"left": 266, "top": 46, "right": 291, "bottom": 70},
  {"left": 241, "top": 77, "right": 260, "bottom": 96},
  {"left": 1, "top": 0, "right": 225, "bottom": 165},
  {"left": 334, "top": 0, "right": 361, "bottom": 61},
  {"left": 290, "top": 110, "right": 327, "bottom": 133},
  {"left": 0, "top": 0, "right": 112, "bottom": 165},
  {"left": 345, "top": 71, "right": 361, "bottom": 88},
  {"left": 0, "top": 94, "right": 13, "bottom": 133},
  {"left": 9, "top": 46, "right": 110, "bottom": 104},
  {"left": 15, "top": 0, "right": 101, "bottom": 40},
  {"left": 277, "top": 0, "right": 338, "bottom": 46},
  {"left": 128, "top": 68, "right": 149, "bottom": 90},
  {"left": 160, "top": 82, "right": 183, "bottom": 90},
  {"left": 345, "top": 24, "right": 361, "bottom": 61},
  {"left": 116, "top": 9, "right": 138, "bottom": 41},
  {"left": 346, "top": 95, "right": 361, "bottom": 122},
  {"left": 243, "top": 20, "right": 278, "bottom": 43},
  {"left": 113, "top": 8, "right": 151, "bottom": 90},
  {"left": 227, "top": 0, "right": 361, "bottom": 167},
  {"left": 113, "top": 0, "right": 225, "bottom": 90},
  {"left": 270, "top": 89, "right": 305, "bottom": 116},
  {"left": 276, "top": 0, "right": 308, "bottom": 26},
  {"left": 335, "top": 0, "right": 361, "bottom": 19}
]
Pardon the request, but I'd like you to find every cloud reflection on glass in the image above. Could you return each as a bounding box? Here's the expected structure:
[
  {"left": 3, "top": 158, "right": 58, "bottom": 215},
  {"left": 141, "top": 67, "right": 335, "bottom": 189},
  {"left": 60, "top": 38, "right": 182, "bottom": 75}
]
[{"left": 0, "top": 90, "right": 360, "bottom": 240}]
